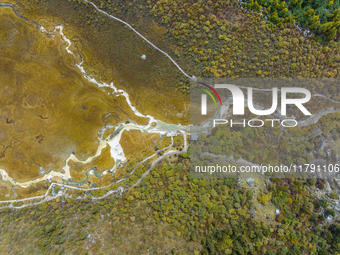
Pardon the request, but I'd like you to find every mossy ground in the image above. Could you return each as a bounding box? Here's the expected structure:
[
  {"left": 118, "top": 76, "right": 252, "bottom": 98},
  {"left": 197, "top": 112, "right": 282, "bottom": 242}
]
[
  {"left": 0, "top": 7, "right": 148, "bottom": 188},
  {"left": 68, "top": 146, "right": 115, "bottom": 183},
  {"left": 13, "top": 0, "right": 191, "bottom": 125},
  {"left": 120, "top": 130, "right": 160, "bottom": 159}
]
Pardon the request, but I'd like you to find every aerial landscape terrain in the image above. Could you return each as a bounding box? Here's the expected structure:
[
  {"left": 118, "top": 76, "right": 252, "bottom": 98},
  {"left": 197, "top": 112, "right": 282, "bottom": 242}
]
[{"left": 1, "top": 0, "right": 340, "bottom": 254}]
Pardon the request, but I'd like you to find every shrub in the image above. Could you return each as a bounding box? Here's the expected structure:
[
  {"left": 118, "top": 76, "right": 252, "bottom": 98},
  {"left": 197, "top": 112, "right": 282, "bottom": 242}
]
[
  {"left": 275, "top": 214, "right": 284, "bottom": 222},
  {"left": 258, "top": 193, "right": 271, "bottom": 205},
  {"left": 307, "top": 178, "right": 317, "bottom": 186},
  {"left": 330, "top": 193, "right": 339, "bottom": 199},
  {"left": 325, "top": 209, "right": 336, "bottom": 217}
]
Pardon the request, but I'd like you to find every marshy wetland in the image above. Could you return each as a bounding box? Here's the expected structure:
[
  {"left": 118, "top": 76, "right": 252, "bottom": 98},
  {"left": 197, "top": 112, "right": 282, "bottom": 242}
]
[
  {"left": 0, "top": 4, "right": 188, "bottom": 199},
  {"left": 1, "top": 0, "right": 211, "bottom": 202}
]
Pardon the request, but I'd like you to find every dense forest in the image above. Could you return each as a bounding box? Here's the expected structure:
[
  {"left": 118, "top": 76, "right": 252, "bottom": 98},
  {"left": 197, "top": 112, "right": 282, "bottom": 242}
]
[
  {"left": 191, "top": 112, "right": 340, "bottom": 169},
  {"left": 79, "top": 0, "right": 340, "bottom": 97},
  {"left": 1, "top": 158, "right": 340, "bottom": 254}
]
